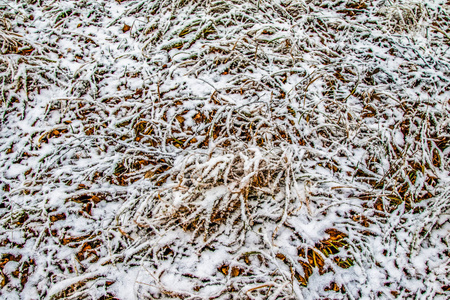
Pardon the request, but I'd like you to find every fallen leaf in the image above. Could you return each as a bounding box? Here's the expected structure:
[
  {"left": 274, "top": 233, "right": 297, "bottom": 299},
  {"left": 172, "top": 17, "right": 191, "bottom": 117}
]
[{"left": 123, "top": 24, "right": 131, "bottom": 33}]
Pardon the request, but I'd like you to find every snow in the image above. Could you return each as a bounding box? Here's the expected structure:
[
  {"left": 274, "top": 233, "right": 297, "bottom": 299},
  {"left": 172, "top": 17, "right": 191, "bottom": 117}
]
[{"left": 0, "top": 0, "right": 449, "bottom": 299}]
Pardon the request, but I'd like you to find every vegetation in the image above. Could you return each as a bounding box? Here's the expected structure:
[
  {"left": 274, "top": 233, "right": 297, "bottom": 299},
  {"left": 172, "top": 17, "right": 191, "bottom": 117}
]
[{"left": 0, "top": 0, "right": 449, "bottom": 299}]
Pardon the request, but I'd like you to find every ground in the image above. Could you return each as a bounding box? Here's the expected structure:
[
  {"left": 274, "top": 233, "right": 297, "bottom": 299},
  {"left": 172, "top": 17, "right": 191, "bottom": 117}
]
[{"left": 0, "top": 0, "right": 449, "bottom": 299}]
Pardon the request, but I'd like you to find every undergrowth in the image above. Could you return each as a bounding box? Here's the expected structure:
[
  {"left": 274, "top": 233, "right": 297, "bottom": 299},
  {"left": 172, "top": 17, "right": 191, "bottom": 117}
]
[{"left": 0, "top": 0, "right": 449, "bottom": 299}]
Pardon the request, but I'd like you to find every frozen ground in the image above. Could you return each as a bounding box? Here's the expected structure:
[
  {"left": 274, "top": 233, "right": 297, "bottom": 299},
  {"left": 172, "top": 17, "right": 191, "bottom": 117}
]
[{"left": 0, "top": 0, "right": 449, "bottom": 299}]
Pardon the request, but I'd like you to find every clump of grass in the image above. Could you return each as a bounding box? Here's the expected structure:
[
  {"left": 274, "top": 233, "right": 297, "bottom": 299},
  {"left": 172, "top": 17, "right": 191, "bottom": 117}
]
[{"left": 378, "top": 1, "right": 428, "bottom": 33}]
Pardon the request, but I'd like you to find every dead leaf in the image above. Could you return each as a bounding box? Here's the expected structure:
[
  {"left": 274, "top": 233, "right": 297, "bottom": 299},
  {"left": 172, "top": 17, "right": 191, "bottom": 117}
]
[
  {"left": 218, "top": 264, "right": 229, "bottom": 275},
  {"left": 230, "top": 267, "right": 241, "bottom": 277},
  {"left": 49, "top": 213, "right": 66, "bottom": 222},
  {"left": 123, "top": 24, "right": 131, "bottom": 33}
]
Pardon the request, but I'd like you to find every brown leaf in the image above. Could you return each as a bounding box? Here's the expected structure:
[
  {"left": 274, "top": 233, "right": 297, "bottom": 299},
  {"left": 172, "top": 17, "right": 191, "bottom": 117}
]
[
  {"left": 82, "top": 202, "right": 92, "bottom": 215},
  {"left": 230, "top": 267, "right": 241, "bottom": 277},
  {"left": 77, "top": 242, "right": 92, "bottom": 261},
  {"left": 61, "top": 233, "right": 99, "bottom": 246},
  {"left": 91, "top": 195, "right": 101, "bottom": 203},
  {"left": 0, "top": 271, "right": 6, "bottom": 288},
  {"left": 49, "top": 213, "right": 66, "bottom": 222},
  {"left": 275, "top": 253, "right": 286, "bottom": 261},
  {"left": 123, "top": 24, "right": 131, "bottom": 33},
  {"left": 175, "top": 115, "right": 185, "bottom": 125},
  {"left": 218, "top": 264, "right": 229, "bottom": 275}
]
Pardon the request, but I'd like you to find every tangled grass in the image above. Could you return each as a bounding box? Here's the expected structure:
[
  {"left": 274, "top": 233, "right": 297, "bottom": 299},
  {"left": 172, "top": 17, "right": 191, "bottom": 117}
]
[{"left": 0, "top": 0, "right": 449, "bottom": 299}]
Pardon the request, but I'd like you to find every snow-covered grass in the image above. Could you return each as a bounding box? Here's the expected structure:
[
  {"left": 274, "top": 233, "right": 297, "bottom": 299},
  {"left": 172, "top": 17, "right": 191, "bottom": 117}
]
[{"left": 0, "top": 0, "right": 449, "bottom": 299}]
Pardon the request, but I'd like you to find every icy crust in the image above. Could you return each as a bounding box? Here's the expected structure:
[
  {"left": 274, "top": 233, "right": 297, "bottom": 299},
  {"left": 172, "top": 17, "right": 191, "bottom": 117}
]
[{"left": 0, "top": 0, "right": 449, "bottom": 299}]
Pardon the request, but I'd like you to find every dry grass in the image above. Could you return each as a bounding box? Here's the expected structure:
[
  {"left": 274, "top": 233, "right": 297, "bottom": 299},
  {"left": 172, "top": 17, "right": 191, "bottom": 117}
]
[{"left": 0, "top": 0, "right": 449, "bottom": 299}]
